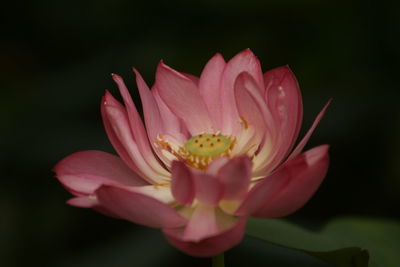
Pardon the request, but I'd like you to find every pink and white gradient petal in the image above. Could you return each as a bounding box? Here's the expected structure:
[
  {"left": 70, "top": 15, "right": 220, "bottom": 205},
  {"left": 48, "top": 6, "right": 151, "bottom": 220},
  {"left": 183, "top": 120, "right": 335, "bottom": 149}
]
[
  {"left": 102, "top": 91, "right": 167, "bottom": 183},
  {"left": 54, "top": 150, "right": 147, "bottom": 195},
  {"left": 198, "top": 53, "right": 226, "bottom": 129},
  {"left": 220, "top": 49, "right": 265, "bottom": 134},
  {"left": 96, "top": 185, "right": 187, "bottom": 228},
  {"left": 111, "top": 74, "right": 168, "bottom": 177},
  {"left": 156, "top": 62, "right": 213, "bottom": 135}
]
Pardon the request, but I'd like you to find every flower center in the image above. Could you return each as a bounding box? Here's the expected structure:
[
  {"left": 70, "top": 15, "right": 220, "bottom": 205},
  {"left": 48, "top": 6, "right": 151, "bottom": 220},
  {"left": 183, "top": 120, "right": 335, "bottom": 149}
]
[{"left": 182, "top": 133, "right": 235, "bottom": 169}]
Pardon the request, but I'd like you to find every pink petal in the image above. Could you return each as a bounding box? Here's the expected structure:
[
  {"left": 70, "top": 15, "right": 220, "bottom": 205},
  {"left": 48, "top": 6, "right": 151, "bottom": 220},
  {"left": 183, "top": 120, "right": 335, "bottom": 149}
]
[
  {"left": 133, "top": 69, "right": 177, "bottom": 165},
  {"left": 156, "top": 62, "right": 213, "bottom": 135},
  {"left": 235, "top": 72, "right": 277, "bottom": 139},
  {"left": 264, "top": 66, "right": 303, "bottom": 160},
  {"left": 217, "top": 156, "right": 252, "bottom": 200},
  {"left": 234, "top": 72, "right": 268, "bottom": 143},
  {"left": 192, "top": 170, "right": 223, "bottom": 205},
  {"left": 101, "top": 94, "right": 141, "bottom": 175},
  {"left": 207, "top": 157, "right": 230, "bottom": 176},
  {"left": 198, "top": 53, "right": 226, "bottom": 129},
  {"left": 96, "top": 185, "right": 187, "bottom": 228},
  {"left": 171, "top": 161, "right": 195, "bottom": 206},
  {"left": 102, "top": 91, "right": 166, "bottom": 184},
  {"left": 112, "top": 74, "right": 169, "bottom": 177},
  {"left": 163, "top": 217, "right": 247, "bottom": 257},
  {"left": 133, "top": 69, "right": 163, "bottom": 145},
  {"left": 288, "top": 100, "right": 331, "bottom": 160},
  {"left": 182, "top": 72, "right": 199, "bottom": 85},
  {"left": 220, "top": 49, "right": 264, "bottom": 134},
  {"left": 67, "top": 196, "right": 98, "bottom": 208},
  {"left": 183, "top": 205, "right": 220, "bottom": 242},
  {"left": 236, "top": 145, "right": 329, "bottom": 218},
  {"left": 54, "top": 150, "right": 142, "bottom": 183},
  {"left": 68, "top": 196, "right": 122, "bottom": 219},
  {"left": 54, "top": 150, "right": 147, "bottom": 194},
  {"left": 153, "top": 87, "right": 189, "bottom": 144}
]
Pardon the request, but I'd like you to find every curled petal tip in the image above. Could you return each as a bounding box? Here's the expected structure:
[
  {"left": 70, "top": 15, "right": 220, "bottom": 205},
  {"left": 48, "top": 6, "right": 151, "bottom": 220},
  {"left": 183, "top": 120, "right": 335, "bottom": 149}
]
[
  {"left": 131, "top": 66, "right": 139, "bottom": 74},
  {"left": 111, "top": 73, "right": 123, "bottom": 82}
]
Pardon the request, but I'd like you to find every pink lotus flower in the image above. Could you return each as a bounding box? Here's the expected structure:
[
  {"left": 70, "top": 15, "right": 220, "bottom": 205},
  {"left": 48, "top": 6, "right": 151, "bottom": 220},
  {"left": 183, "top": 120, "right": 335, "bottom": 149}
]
[{"left": 54, "top": 49, "right": 329, "bottom": 257}]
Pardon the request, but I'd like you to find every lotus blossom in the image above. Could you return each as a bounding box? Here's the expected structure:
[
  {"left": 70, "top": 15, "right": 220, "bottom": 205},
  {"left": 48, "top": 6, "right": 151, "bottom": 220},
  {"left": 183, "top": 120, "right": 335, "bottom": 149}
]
[{"left": 54, "top": 49, "right": 330, "bottom": 257}]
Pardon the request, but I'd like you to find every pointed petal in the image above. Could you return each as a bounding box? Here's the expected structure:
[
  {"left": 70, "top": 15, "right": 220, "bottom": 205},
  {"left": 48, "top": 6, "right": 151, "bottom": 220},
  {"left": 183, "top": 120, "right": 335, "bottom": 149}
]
[
  {"left": 96, "top": 185, "right": 186, "bottom": 228},
  {"left": 217, "top": 156, "right": 252, "bottom": 200},
  {"left": 133, "top": 69, "right": 178, "bottom": 166},
  {"left": 163, "top": 217, "right": 247, "bottom": 257},
  {"left": 156, "top": 62, "right": 213, "bottom": 135},
  {"left": 171, "top": 161, "right": 195, "bottom": 205},
  {"left": 133, "top": 69, "right": 163, "bottom": 145},
  {"left": 198, "top": 53, "right": 226, "bottom": 128},
  {"left": 264, "top": 66, "right": 303, "bottom": 159},
  {"left": 112, "top": 74, "right": 169, "bottom": 177},
  {"left": 220, "top": 49, "right": 264, "bottom": 134},
  {"left": 103, "top": 91, "right": 166, "bottom": 183},
  {"left": 236, "top": 145, "right": 329, "bottom": 217},
  {"left": 288, "top": 100, "right": 331, "bottom": 159},
  {"left": 101, "top": 93, "right": 141, "bottom": 175}
]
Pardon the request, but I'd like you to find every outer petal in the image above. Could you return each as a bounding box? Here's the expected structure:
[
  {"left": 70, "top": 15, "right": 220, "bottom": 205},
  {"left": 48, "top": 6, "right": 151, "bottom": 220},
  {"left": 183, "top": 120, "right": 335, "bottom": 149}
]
[
  {"left": 217, "top": 156, "right": 252, "bottom": 200},
  {"left": 182, "top": 72, "right": 199, "bottom": 85},
  {"left": 220, "top": 49, "right": 264, "bottom": 134},
  {"left": 198, "top": 53, "right": 226, "bottom": 128},
  {"left": 163, "top": 217, "right": 247, "bottom": 257},
  {"left": 264, "top": 66, "right": 303, "bottom": 161},
  {"left": 112, "top": 74, "right": 169, "bottom": 177},
  {"left": 54, "top": 150, "right": 147, "bottom": 194},
  {"left": 156, "top": 62, "right": 213, "bottom": 135},
  {"left": 101, "top": 93, "right": 141, "bottom": 175},
  {"left": 171, "top": 161, "right": 195, "bottom": 206},
  {"left": 133, "top": 69, "right": 164, "bottom": 145},
  {"left": 236, "top": 145, "right": 329, "bottom": 218},
  {"left": 96, "top": 185, "right": 187, "bottom": 228},
  {"left": 288, "top": 100, "right": 331, "bottom": 159},
  {"left": 102, "top": 91, "right": 166, "bottom": 183},
  {"left": 67, "top": 196, "right": 98, "bottom": 208}
]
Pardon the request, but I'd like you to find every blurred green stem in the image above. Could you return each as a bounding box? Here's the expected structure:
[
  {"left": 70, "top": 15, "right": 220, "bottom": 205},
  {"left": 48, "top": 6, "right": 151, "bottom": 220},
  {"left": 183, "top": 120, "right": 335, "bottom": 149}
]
[{"left": 212, "top": 253, "right": 224, "bottom": 267}]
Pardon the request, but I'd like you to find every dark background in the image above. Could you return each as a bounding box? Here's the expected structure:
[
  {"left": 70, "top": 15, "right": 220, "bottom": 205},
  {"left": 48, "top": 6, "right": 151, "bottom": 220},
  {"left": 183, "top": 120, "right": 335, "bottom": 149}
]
[{"left": 2, "top": 0, "right": 400, "bottom": 266}]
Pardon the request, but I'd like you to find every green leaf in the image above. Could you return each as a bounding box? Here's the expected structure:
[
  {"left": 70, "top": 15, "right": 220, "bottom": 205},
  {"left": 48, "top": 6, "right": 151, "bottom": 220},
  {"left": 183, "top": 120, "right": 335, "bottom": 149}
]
[{"left": 246, "top": 217, "right": 400, "bottom": 267}]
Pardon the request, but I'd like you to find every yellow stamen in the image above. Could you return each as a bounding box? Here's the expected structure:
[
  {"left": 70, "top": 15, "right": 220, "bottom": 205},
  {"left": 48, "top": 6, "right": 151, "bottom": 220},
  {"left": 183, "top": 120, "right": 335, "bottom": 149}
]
[
  {"left": 153, "top": 182, "right": 171, "bottom": 189},
  {"left": 240, "top": 116, "right": 249, "bottom": 129}
]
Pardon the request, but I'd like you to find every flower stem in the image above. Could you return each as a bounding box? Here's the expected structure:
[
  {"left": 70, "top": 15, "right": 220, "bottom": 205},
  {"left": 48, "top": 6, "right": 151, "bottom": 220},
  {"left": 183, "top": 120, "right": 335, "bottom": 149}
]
[{"left": 212, "top": 253, "right": 225, "bottom": 267}]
